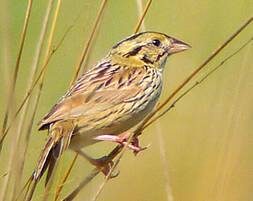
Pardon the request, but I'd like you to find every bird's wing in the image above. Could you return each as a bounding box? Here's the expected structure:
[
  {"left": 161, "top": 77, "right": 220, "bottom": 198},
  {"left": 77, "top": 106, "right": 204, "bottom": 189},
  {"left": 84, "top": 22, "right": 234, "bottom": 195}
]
[{"left": 38, "top": 62, "right": 145, "bottom": 130}]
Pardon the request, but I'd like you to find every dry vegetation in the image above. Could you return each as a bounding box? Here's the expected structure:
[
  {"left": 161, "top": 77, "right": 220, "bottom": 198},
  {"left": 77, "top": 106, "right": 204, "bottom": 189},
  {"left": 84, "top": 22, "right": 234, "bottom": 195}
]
[{"left": 0, "top": 1, "right": 252, "bottom": 201}]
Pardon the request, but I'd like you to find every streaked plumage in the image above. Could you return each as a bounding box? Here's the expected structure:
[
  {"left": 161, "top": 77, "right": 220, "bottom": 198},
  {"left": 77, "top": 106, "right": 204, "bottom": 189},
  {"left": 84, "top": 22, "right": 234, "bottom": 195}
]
[{"left": 33, "top": 31, "right": 190, "bottom": 182}]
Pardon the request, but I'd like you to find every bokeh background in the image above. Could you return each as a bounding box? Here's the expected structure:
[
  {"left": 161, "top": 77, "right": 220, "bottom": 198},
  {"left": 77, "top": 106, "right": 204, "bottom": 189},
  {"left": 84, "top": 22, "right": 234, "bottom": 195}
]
[{"left": 0, "top": 0, "right": 252, "bottom": 201}]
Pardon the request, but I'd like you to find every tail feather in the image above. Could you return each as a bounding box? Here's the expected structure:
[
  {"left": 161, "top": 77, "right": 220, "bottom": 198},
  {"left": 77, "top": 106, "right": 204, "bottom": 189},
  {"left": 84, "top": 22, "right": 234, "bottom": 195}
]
[
  {"left": 33, "top": 120, "right": 75, "bottom": 184},
  {"left": 33, "top": 137, "right": 55, "bottom": 181},
  {"left": 45, "top": 146, "right": 58, "bottom": 185},
  {"left": 45, "top": 138, "right": 63, "bottom": 185}
]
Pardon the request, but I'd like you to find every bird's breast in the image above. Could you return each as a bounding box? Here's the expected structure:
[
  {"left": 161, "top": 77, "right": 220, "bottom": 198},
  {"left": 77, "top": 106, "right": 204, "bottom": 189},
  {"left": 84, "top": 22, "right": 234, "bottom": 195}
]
[{"left": 70, "top": 69, "right": 163, "bottom": 149}]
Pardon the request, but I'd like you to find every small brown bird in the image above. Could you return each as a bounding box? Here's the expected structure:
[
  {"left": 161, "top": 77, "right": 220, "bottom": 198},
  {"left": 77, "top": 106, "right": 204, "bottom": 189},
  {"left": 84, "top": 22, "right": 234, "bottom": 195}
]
[{"left": 33, "top": 31, "right": 190, "bottom": 183}]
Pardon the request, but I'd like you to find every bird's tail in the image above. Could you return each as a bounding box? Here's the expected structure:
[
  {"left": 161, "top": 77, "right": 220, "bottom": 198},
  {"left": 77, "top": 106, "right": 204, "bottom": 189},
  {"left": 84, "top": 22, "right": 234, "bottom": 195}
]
[
  {"left": 33, "top": 120, "right": 75, "bottom": 185},
  {"left": 23, "top": 121, "right": 75, "bottom": 201}
]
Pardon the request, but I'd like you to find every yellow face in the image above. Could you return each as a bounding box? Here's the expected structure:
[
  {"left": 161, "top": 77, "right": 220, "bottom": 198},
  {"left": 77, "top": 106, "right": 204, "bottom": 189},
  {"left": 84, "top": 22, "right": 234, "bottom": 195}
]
[{"left": 110, "top": 31, "right": 191, "bottom": 69}]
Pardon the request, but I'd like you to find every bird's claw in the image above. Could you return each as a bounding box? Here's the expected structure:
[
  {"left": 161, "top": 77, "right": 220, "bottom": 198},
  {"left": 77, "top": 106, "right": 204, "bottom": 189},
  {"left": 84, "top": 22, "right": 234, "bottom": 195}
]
[{"left": 94, "top": 156, "right": 119, "bottom": 178}]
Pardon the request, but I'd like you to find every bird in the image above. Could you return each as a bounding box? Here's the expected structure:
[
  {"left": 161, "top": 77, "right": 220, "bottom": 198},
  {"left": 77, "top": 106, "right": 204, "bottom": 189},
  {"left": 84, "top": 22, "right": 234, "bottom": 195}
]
[{"left": 33, "top": 31, "right": 191, "bottom": 184}]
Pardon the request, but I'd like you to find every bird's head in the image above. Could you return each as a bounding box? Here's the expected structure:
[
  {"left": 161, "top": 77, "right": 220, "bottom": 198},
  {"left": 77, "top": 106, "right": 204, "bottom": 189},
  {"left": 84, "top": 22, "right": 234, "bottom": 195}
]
[{"left": 110, "top": 31, "right": 191, "bottom": 69}]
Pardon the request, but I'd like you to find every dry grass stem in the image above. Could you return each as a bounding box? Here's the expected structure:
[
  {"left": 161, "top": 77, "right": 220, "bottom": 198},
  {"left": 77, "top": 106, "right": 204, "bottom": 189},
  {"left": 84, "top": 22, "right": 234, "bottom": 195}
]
[
  {"left": 63, "top": 146, "right": 122, "bottom": 201},
  {"left": 145, "top": 36, "right": 253, "bottom": 128},
  {"left": 156, "top": 124, "right": 174, "bottom": 201},
  {"left": 0, "top": 21, "right": 73, "bottom": 148},
  {"left": 0, "top": 0, "right": 33, "bottom": 151},
  {"left": 63, "top": 169, "right": 99, "bottom": 201},
  {"left": 133, "top": 0, "right": 152, "bottom": 33},
  {"left": 55, "top": 1, "right": 109, "bottom": 198},
  {"left": 33, "top": 0, "right": 63, "bottom": 200},
  {"left": 135, "top": 0, "right": 147, "bottom": 31},
  {"left": 6, "top": 3, "right": 251, "bottom": 201},
  {"left": 0, "top": 0, "right": 34, "bottom": 200},
  {"left": 71, "top": 0, "right": 108, "bottom": 84},
  {"left": 137, "top": 1, "right": 174, "bottom": 201},
  {"left": 53, "top": 153, "right": 78, "bottom": 201},
  {"left": 138, "top": 16, "right": 253, "bottom": 132},
  {"left": 10, "top": 1, "right": 55, "bottom": 199}
]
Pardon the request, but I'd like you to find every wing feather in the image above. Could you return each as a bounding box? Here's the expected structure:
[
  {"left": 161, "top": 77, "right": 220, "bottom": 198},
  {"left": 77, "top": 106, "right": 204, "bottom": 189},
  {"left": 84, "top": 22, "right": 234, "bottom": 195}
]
[{"left": 39, "top": 62, "right": 144, "bottom": 130}]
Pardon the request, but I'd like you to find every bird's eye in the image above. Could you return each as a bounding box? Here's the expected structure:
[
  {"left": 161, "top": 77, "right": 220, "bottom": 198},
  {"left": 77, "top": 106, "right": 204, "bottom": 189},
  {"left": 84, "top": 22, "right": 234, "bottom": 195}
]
[{"left": 152, "top": 39, "right": 161, "bottom": 47}]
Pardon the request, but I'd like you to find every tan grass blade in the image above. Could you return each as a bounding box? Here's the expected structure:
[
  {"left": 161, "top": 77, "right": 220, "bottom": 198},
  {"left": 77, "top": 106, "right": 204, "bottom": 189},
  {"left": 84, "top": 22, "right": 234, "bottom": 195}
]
[
  {"left": 53, "top": 153, "right": 78, "bottom": 201},
  {"left": 9, "top": 1, "right": 55, "bottom": 199},
  {"left": 0, "top": 0, "right": 11, "bottom": 123},
  {"left": 0, "top": 0, "right": 33, "bottom": 151},
  {"left": 208, "top": 40, "right": 252, "bottom": 201},
  {"left": 137, "top": 16, "right": 253, "bottom": 133},
  {"left": 156, "top": 124, "right": 175, "bottom": 201},
  {"left": 27, "top": 1, "right": 63, "bottom": 200},
  {"left": 0, "top": 25, "right": 72, "bottom": 144},
  {"left": 54, "top": 1, "right": 109, "bottom": 199},
  {"left": 62, "top": 169, "right": 100, "bottom": 201},
  {"left": 136, "top": 0, "right": 147, "bottom": 31},
  {"left": 0, "top": 1, "right": 34, "bottom": 200},
  {"left": 133, "top": 0, "right": 152, "bottom": 34},
  {"left": 136, "top": 1, "right": 174, "bottom": 200},
  {"left": 145, "top": 37, "right": 253, "bottom": 127},
  {"left": 63, "top": 146, "right": 122, "bottom": 201},
  {"left": 70, "top": 0, "right": 108, "bottom": 85}
]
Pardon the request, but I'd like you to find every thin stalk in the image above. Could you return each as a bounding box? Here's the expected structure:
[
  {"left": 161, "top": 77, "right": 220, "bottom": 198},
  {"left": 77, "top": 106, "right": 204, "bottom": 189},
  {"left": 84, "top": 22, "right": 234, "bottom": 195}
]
[
  {"left": 0, "top": 0, "right": 11, "bottom": 127},
  {"left": 0, "top": 0, "right": 33, "bottom": 150},
  {"left": 10, "top": 1, "right": 55, "bottom": 199},
  {"left": 0, "top": 0, "right": 33, "bottom": 200},
  {"left": 92, "top": 133, "right": 136, "bottom": 201},
  {"left": 0, "top": 25, "right": 73, "bottom": 144},
  {"left": 54, "top": 1, "right": 109, "bottom": 199},
  {"left": 14, "top": 175, "right": 33, "bottom": 201},
  {"left": 19, "top": 24, "right": 73, "bottom": 201},
  {"left": 136, "top": 16, "right": 253, "bottom": 134},
  {"left": 32, "top": 1, "right": 62, "bottom": 200},
  {"left": 136, "top": 1, "right": 173, "bottom": 200},
  {"left": 156, "top": 124, "right": 174, "bottom": 201},
  {"left": 133, "top": 0, "right": 152, "bottom": 33},
  {"left": 17, "top": 1, "right": 65, "bottom": 201},
  {"left": 63, "top": 169, "right": 99, "bottom": 201},
  {"left": 145, "top": 36, "right": 253, "bottom": 128},
  {"left": 54, "top": 153, "right": 78, "bottom": 201},
  {"left": 211, "top": 37, "right": 251, "bottom": 201},
  {"left": 42, "top": 160, "right": 60, "bottom": 201},
  {"left": 71, "top": 0, "right": 108, "bottom": 84},
  {"left": 136, "top": 0, "right": 147, "bottom": 31},
  {"left": 63, "top": 146, "right": 122, "bottom": 201}
]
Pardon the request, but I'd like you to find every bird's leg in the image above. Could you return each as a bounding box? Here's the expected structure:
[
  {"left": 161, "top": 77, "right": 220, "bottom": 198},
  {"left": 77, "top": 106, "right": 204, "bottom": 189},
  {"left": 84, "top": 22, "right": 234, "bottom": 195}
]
[
  {"left": 75, "top": 149, "right": 119, "bottom": 177},
  {"left": 94, "top": 132, "right": 148, "bottom": 155}
]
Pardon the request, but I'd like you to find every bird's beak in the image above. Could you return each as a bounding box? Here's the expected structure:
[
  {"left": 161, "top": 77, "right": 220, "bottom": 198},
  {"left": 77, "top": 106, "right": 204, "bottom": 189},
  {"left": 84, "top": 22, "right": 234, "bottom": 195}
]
[{"left": 168, "top": 38, "right": 191, "bottom": 54}]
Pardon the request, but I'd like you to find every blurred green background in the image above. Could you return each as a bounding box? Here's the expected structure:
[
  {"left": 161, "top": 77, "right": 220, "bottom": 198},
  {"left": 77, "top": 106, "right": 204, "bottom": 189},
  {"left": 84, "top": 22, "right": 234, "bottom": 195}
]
[{"left": 0, "top": 0, "right": 252, "bottom": 201}]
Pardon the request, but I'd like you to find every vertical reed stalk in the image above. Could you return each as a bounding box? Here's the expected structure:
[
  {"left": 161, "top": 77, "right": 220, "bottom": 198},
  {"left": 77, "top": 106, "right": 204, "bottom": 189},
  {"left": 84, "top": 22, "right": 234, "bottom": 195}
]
[
  {"left": 0, "top": 1, "right": 33, "bottom": 200},
  {"left": 71, "top": 0, "right": 108, "bottom": 84},
  {"left": 0, "top": 0, "right": 33, "bottom": 150},
  {"left": 10, "top": 1, "right": 55, "bottom": 200}
]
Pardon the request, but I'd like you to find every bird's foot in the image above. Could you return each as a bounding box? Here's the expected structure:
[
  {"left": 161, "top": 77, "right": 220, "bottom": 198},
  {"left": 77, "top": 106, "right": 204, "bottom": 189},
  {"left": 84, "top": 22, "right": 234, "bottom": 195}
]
[
  {"left": 75, "top": 150, "right": 119, "bottom": 178},
  {"left": 94, "top": 133, "right": 149, "bottom": 155},
  {"left": 92, "top": 156, "right": 119, "bottom": 178}
]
